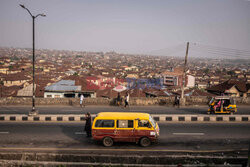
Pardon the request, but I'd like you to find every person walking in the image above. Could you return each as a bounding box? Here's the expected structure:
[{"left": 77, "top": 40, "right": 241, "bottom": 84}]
[
  {"left": 124, "top": 93, "right": 130, "bottom": 108},
  {"left": 117, "top": 93, "right": 121, "bottom": 106},
  {"left": 173, "top": 95, "right": 180, "bottom": 108},
  {"left": 176, "top": 95, "right": 180, "bottom": 108},
  {"left": 84, "top": 112, "right": 92, "bottom": 137},
  {"left": 80, "top": 94, "right": 85, "bottom": 108}
]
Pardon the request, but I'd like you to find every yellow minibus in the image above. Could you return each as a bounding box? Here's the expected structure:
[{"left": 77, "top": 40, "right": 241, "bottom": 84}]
[{"left": 92, "top": 112, "right": 160, "bottom": 147}]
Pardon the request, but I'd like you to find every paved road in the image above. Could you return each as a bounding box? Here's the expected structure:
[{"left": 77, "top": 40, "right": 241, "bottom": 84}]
[
  {"left": 0, "top": 105, "right": 249, "bottom": 115},
  {"left": 0, "top": 122, "right": 249, "bottom": 152}
]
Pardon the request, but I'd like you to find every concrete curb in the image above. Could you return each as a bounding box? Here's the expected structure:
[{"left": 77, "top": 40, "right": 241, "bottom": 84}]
[
  {"left": 0, "top": 114, "right": 250, "bottom": 123},
  {"left": 152, "top": 114, "right": 250, "bottom": 123}
]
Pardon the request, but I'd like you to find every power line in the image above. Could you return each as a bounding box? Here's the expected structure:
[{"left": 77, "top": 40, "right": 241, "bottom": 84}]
[
  {"left": 191, "top": 43, "right": 250, "bottom": 54},
  {"left": 191, "top": 48, "right": 250, "bottom": 58},
  {"left": 192, "top": 46, "right": 250, "bottom": 57},
  {"left": 192, "top": 49, "right": 250, "bottom": 58},
  {"left": 147, "top": 42, "right": 250, "bottom": 59},
  {"left": 190, "top": 43, "right": 250, "bottom": 59}
]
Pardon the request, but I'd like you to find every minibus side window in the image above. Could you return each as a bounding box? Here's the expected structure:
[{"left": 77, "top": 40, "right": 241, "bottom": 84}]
[
  {"left": 138, "top": 120, "right": 151, "bottom": 128},
  {"left": 117, "top": 120, "right": 134, "bottom": 128},
  {"left": 95, "top": 120, "right": 114, "bottom": 128}
]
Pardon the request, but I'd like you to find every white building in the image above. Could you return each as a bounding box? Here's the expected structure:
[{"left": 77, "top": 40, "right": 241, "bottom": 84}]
[
  {"left": 44, "top": 80, "right": 81, "bottom": 98},
  {"left": 187, "top": 75, "right": 195, "bottom": 88}
]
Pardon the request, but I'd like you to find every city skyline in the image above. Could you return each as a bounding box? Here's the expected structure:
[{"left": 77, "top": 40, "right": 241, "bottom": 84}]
[{"left": 0, "top": 0, "right": 250, "bottom": 57}]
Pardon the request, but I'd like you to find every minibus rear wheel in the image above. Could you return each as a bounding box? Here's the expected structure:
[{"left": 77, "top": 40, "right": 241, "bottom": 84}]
[
  {"left": 103, "top": 137, "right": 113, "bottom": 147},
  {"left": 140, "top": 137, "right": 151, "bottom": 147}
]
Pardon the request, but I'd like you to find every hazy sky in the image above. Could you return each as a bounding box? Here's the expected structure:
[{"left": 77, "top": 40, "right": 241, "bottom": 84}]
[{"left": 0, "top": 0, "right": 250, "bottom": 57}]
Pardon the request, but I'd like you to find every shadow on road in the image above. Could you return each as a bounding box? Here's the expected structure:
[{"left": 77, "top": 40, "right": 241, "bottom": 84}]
[
  {"left": 170, "top": 107, "right": 208, "bottom": 115},
  {"left": 59, "top": 124, "right": 97, "bottom": 149}
]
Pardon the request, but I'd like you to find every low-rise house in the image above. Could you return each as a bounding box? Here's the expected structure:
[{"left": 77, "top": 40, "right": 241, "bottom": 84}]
[
  {"left": 207, "top": 79, "right": 250, "bottom": 97},
  {"left": 0, "top": 85, "right": 21, "bottom": 97},
  {"left": 126, "top": 74, "right": 139, "bottom": 79},
  {"left": 44, "top": 80, "right": 81, "bottom": 98},
  {"left": 125, "top": 66, "right": 139, "bottom": 72},
  {"left": 96, "top": 89, "right": 118, "bottom": 98},
  {"left": 185, "top": 89, "right": 214, "bottom": 97},
  {"left": 65, "top": 70, "right": 77, "bottom": 76},
  {"left": 63, "top": 75, "right": 97, "bottom": 98},
  {"left": 0, "top": 66, "right": 8, "bottom": 74},
  {"left": 195, "top": 82, "right": 208, "bottom": 89},
  {"left": 144, "top": 88, "right": 169, "bottom": 97},
  {"left": 17, "top": 84, "right": 35, "bottom": 97},
  {"left": 78, "top": 68, "right": 89, "bottom": 74},
  {"left": 209, "top": 79, "right": 220, "bottom": 86},
  {"left": 17, "top": 74, "right": 53, "bottom": 98},
  {"left": 126, "top": 89, "right": 145, "bottom": 97},
  {"left": 1, "top": 73, "right": 29, "bottom": 87}
]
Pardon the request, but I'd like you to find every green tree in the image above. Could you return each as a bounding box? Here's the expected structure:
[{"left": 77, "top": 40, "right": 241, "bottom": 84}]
[
  {"left": 203, "top": 68, "right": 209, "bottom": 74},
  {"left": 227, "top": 70, "right": 235, "bottom": 77},
  {"left": 8, "top": 65, "right": 13, "bottom": 70}
]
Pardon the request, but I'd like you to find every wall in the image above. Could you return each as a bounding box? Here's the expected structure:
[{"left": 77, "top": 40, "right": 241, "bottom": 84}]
[
  {"left": 0, "top": 96, "right": 249, "bottom": 106},
  {"left": 44, "top": 92, "right": 64, "bottom": 98}
]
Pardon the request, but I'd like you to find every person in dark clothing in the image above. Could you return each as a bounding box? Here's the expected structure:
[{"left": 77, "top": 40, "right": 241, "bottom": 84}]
[
  {"left": 174, "top": 95, "right": 180, "bottom": 108},
  {"left": 176, "top": 96, "right": 180, "bottom": 108},
  {"left": 84, "top": 112, "right": 92, "bottom": 137},
  {"left": 117, "top": 93, "right": 121, "bottom": 106}
]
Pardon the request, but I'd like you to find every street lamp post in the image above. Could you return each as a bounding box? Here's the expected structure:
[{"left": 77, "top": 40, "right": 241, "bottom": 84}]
[{"left": 20, "top": 4, "right": 46, "bottom": 115}]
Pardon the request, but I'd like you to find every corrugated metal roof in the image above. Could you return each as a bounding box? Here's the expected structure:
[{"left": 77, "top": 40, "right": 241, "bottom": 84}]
[
  {"left": 45, "top": 80, "right": 81, "bottom": 92},
  {"left": 56, "top": 80, "right": 75, "bottom": 86},
  {"left": 17, "top": 84, "right": 36, "bottom": 97}
]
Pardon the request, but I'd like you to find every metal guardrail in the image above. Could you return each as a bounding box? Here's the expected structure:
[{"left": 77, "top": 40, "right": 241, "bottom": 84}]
[{"left": 0, "top": 114, "right": 249, "bottom": 122}]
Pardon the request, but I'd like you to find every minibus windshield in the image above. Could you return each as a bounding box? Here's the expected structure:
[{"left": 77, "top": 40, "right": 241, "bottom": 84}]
[{"left": 149, "top": 115, "right": 156, "bottom": 128}]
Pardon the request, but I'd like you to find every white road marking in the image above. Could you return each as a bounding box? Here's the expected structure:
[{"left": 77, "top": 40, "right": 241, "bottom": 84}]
[
  {"left": 62, "top": 110, "right": 81, "bottom": 112},
  {"left": 130, "top": 110, "right": 151, "bottom": 112},
  {"left": 0, "top": 132, "right": 9, "bottom": 134},
  {"left": 173, "top": 133, "right": 204, "bottom": 136},
  {"left": 75, "top": 132, "right": 85, "bottom": 135}
]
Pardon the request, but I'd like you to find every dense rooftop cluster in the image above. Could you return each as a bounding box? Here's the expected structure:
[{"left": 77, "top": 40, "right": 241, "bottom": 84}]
[{"left": 0, "top": 47, "right": 249, "bottom": 98}]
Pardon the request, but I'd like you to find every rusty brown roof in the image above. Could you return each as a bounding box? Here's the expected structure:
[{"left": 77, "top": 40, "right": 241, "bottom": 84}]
[{"left": 207, "top": 79, "right": 248, "bottom": 93}]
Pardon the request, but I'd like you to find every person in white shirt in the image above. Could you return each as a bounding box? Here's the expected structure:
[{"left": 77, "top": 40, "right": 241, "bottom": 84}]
[
  {"left": 124, "top": 93, "right": 129, "bottom": 108},
  {"left": 80, "top": 94, "right": 85, "bottom": 108}
]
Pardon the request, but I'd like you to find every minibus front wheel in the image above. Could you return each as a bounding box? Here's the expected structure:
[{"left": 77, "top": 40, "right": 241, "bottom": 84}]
[
  {"left": 140, "top": 137, "right": 151, "bottom": 147},
  {"left": 103, "top": 137, "right": 113, "bottom": 147}
]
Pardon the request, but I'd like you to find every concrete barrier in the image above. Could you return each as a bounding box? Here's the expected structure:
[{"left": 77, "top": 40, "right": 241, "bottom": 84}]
[
  {"left": 1, "top": 97, "right": 249, "bottom": 106},
  {"left": 0, "top": 114, "right": 250, "bottom": 123}
]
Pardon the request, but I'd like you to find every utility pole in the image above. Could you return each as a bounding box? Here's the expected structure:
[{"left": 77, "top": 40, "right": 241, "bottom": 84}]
[{"left": 180, "top": 42, "right": 189, "bottom": 105}]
